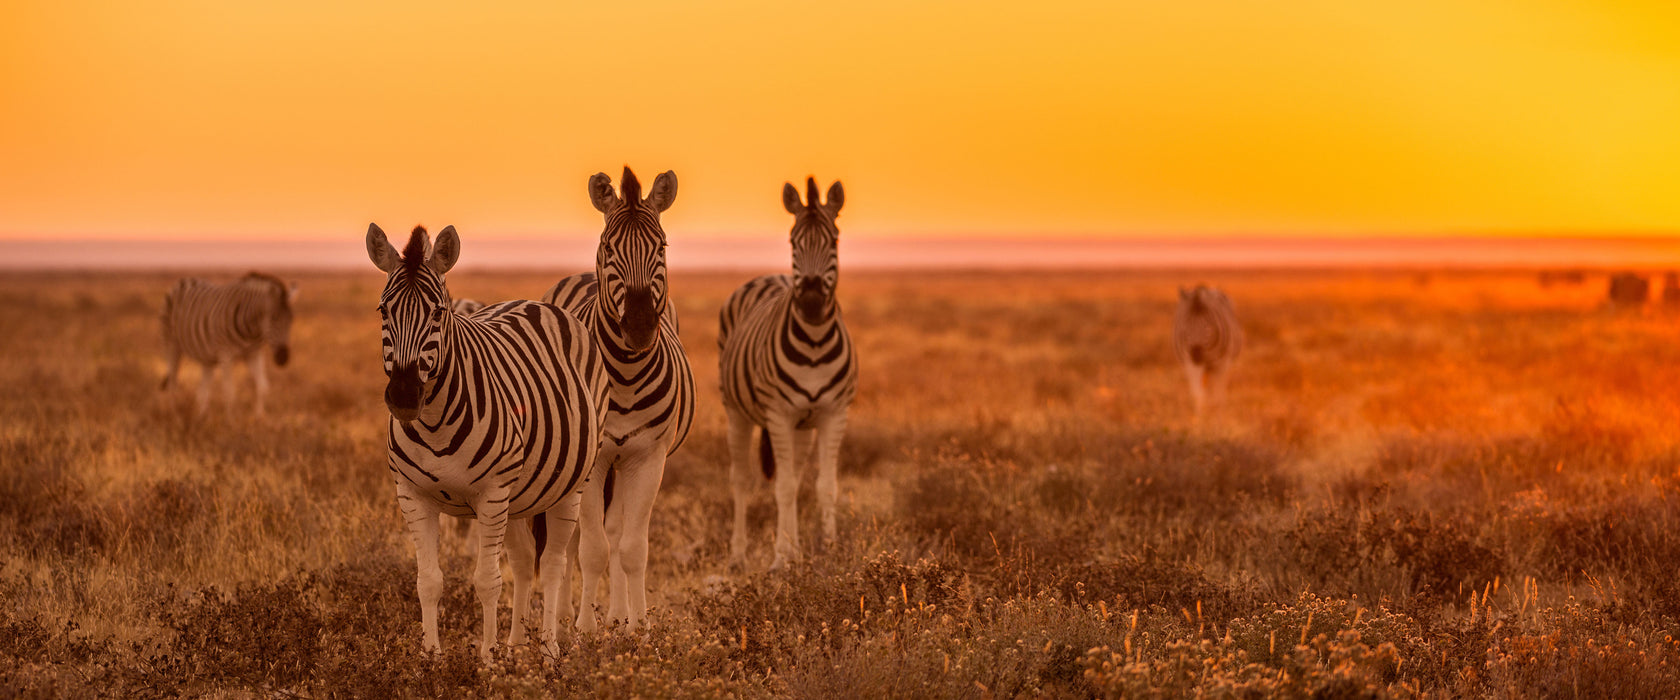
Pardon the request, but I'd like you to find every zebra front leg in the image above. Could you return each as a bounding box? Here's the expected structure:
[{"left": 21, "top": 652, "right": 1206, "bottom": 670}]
[
  {"left": 606, "top": 450, "right": 666, "bottom": 629},
  {"left": 396, "top": 486, "right": 445, "bottom": 654},
  {"left": 766, "top": 417, "right": 802, "bottom": 570},
  {"left": 1208, "top": 363, "right": 1232, "bottom": 410},
  {"left": 504, "top": 517, "right": 536, "bottom": 647},
  {"left": 472, "top": 498, "right": 512, "bottom": 662},
  {"left": 248, "top": 352, "right": 270, "bottom": 418},
  {"left": 539, "top": 506, "right": 580, "bottom": 653},
  {"left": 1183, "top": 363, "right": 1207, "bottom": 417},
  {"left": 574, "top": 468, "right": 609, "bottom": 633},
  {"left": 812, "top": 412, "right": 849, "bottom": 544},
  {"left": 725, "top": 408, "right": 756, "bottom": 570},
  {"left": 160, "top": 344, "right": 181, "bottom": 391},
  {"left": 219, "top": 357, "right": 239, "bottom": 418}
]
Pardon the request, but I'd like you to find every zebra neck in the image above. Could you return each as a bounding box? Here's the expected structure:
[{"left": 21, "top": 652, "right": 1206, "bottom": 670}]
[
  {"left": 415, "top": 318, "right": 463, "bottom": 426},
  {"left": 782, "top": 299, "right": 843, "bottom": 348},
  {"left": 591, "top": 310, "right": 658, "bottom": 365}
]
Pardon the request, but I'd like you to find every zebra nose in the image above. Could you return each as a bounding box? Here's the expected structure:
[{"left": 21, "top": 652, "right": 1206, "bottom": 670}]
[
  {"left": 620, "top": 286, "right": 658, "bottom": 349},
  {"left": 273, "top": 344, "right": 290, "bottom": 367},
  {"left": 385, "top": 364, "right": 423, "bottom": 421},
  {"left": 798, "top": 277, "right": 824, "bottom": 296}
]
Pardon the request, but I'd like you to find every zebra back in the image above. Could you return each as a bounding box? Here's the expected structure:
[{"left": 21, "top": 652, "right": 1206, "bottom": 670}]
[{"left": 161, "top": 272, "right": 296, "bottom": 365}]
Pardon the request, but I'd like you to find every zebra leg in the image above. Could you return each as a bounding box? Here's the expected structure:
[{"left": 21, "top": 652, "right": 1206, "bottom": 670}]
[
  {"left": 603, "top": 448, "right": 665, "bottom": 629},
  {"left": 195, "top": 362, "right": 217, "bottom": 416},
  {"left": 472, "top": 499, "right": 511, "bottom": 662},
  {"left": 219, "top": 357, "right": 239, "bottom": 417},
  {"left": 539, "top": 501, "right": 581, "bottom": 652},
  {"left": 505, "top": 517, "right": 536, "bottom": 647},
  {"left": 1208, "top": 363, "right": 1231, "bottom": 409},
  {"left": 812, "top": 412, "right": 849, "bottom": 544},
  {"left": 161, "top": 344, "right": 181, "bottom": 391},
  {"left": 1183, "top": 363, "right": 1207, "bottom": 417},
  {"left": 396, "top": 486, "right": 445, "bottom": 654},
  {"left": 725, "top": 407, "right": 756, "bottom": 569},
  {"left": 574, "top": 466, "right": 609, "bottom": 633},
  {"left": 766, "top": 418, "right": 803, "bottom": 570},
  {"left": 248, "top": 353, "right": 269, "bottom": 418}
]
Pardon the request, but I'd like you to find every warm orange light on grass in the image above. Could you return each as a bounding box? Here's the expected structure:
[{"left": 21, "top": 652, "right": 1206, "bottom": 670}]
[{"left": 3, "top": 1, "right": 1680, "bottom": 242}]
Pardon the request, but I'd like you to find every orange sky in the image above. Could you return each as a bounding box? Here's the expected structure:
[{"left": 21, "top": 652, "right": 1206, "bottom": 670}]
[{"left": 4, "top": 1, "right": 1680, "bottom": 241}]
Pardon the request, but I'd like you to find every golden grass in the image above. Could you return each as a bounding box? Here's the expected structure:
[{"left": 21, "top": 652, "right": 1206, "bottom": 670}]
[{"left": 4, "top": 267, "right": 1680, "bottom": 697}]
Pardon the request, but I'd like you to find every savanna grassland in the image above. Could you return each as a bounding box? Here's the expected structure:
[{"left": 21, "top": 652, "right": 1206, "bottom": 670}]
[{"left": 6, "top": 267, "right": 1680, "bottom": 698}]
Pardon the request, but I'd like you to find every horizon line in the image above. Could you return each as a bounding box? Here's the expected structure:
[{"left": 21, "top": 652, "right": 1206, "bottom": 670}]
[{"left": 8, "top": 235, "right": 1680, "bottom": 271}]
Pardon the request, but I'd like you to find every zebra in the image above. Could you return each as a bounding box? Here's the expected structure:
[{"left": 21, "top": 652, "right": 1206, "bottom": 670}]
[
  {"left": 719, "top": 177, "right": 857, "bottom": 570},
  {"left": 160, "top": 272, "right": 298, "bottom": 417},
  {"left": 539, "top": 167, "right": 694, "bottom": 631},
  {"left": 1173, "top": 284, "right": 1243, "bottom": 416},
  {"left": 366, "top": 223, "right": 607, "bottom": 659}
]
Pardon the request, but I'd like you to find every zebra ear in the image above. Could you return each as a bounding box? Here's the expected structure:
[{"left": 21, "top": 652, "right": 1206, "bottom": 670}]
[
  {"left": 366, "top": 223, "right": 401, "bottom": 273},
  {"left": 588, "top": 172, "right": 620, "bottom": 213},
  {"left": 824, "top": 181, "right": 844, "bottom": 216},
  {"left": 782, "top": 183, "right": 802, "bottom": 214},
  {"left": 429, "top": 225, "right": 461, "bottom": 275},
  {"left": 645, "top": 170, "right": 678, "bottom": 213}
]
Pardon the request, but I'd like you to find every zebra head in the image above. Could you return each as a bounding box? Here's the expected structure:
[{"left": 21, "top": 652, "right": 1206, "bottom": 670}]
[
  {"left": 244, "top": 272, "right": 299, "bottom": 367},
  {"left": 783, "top": 177, "right": 843, "bottom": 324},
  {"left": 366, "top": 223, "right": 460, "bottom": 423},
  {"left": 589, "top": 166, "right": 677, "bottom": 352}
]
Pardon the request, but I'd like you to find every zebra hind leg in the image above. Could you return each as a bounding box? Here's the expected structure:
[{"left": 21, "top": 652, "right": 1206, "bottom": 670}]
[
  {"left": 504, "top": 517, "right": 537, "bottom": 647},
  {"left": 161, "top": 344, "right": 181, "bottom": 391},
  {"left": 472, "top": 502, "right": 511, "bottom": 662},
  {"left": 724, "top": 408, "right": 756, "bottom": 570},
  {"left": 195, "top": 362, "right": 218, "bottom": 416}
]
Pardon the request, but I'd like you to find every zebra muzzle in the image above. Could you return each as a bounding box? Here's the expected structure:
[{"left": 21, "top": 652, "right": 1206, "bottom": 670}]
[
  {"left": 620, "top": 287, "right": 659, "bottom": 350},
  {"left": 385, "top": 366, "right": 424, "bottom": 422},
  {"left": 273, "top": 344, "right": 290, "bottom": 367}
]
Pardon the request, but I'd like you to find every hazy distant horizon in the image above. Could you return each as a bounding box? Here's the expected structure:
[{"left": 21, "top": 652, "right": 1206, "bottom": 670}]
[{"left": 9, "top": 235, "right": 1680, "bottom": 271}]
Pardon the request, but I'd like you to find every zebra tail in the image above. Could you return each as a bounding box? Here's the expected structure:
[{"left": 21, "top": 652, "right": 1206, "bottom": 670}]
[{"left": 758, "top": 428, "right": 775, "bottom": 480}]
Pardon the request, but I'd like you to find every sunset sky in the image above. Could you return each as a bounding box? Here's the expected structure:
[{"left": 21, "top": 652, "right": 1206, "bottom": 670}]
[{"left": 4, "top": 1, "right": 1680, "bottom": 242}]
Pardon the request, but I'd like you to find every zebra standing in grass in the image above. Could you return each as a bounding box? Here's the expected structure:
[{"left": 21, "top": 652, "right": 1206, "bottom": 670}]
[
  {"left": 540, "top": 167, "right": 694, "bottom": 631},
  {"left": 1173, "top": 284, "right": 1243, "bottom": 416},
  {"left": 720, "top": 178, "right": 857, "bottom": 570},
  {"left": 367, "top": 223, "right": 606, "bottom": 658},
  {"left": 160, "top": 272, "right": 299, "bottom": 417}
]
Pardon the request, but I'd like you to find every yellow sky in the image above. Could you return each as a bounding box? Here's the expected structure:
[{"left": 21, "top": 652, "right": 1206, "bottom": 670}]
[{"left": 3, "top": 1, "right": 1680, "bottom": 240}]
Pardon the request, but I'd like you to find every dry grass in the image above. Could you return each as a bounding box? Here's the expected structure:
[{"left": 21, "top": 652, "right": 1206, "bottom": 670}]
[{"left": 4, "top": 267, "right": 1680, "bottom": 697}]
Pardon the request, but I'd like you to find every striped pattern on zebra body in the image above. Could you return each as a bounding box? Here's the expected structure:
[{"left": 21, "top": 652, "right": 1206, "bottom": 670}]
[
  {"left": 159, "top": 272, "right": 298, "bottom": 417},
  {"left": 539, "top": 167, "right": 695, "bottom": 632},
  {"left": 1173, "top": 284, "right": 1243, "bottom": 416},
  {"left": 720, "top": 177, "right": 857, "bottom": 571},
  {"left": 367, "top": 223, "right": 607, "bottom": 659}
]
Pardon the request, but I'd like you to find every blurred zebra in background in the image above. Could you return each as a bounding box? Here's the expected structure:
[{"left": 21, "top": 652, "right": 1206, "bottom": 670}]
[
  {"left": 367, "top": 223, "right": 606, "bottom": 658},
  {"left": 1174, "top": 285, "right": 1243, "bottom": 417},
  {"left": 720, "top": 177, "right": 857, "bottom": 570},
  {"left": 541, "top": 167, "right": 694, "bottom": 631},
  {"left": 160, "top": 272, "right": 298, "bottom": 417},
  {"left": 451, "top": 298, "right": 486, "bottom": 315}
]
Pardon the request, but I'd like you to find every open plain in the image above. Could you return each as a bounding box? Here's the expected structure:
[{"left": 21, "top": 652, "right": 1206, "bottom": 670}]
[{"left": 5, "top": 268, "right": 1680, "bottom": 697}]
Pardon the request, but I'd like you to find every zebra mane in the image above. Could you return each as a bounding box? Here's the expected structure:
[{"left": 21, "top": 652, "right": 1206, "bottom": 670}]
[
  {"left": 620, "top": 167, "right": 642, "bottom": 209},
  {"left": 402, "top": 226, "right": 429, "bottom": 275},
  {"left": 242, "top": 271, "right": 292, "bottom": 311},
  {"left": 805, "top": 177, "right": 820, "bottom": 210}
]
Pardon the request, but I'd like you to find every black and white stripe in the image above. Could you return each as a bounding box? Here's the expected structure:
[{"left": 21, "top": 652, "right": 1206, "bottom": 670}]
[
  {"left": 368, "top": 223, "right": 606, "bottom": 658},
  {"left": 1173, "top": 284, "right": 1243, "bottom": 416},
  {"left": 720, "top": 177, "right": 857, "bottom": 570},
  {"left": 540, "top": 167, "right": 694, "bottom": 631},
  {"left": 159, "top": 272, "right": 298, "bottom": 417}
]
